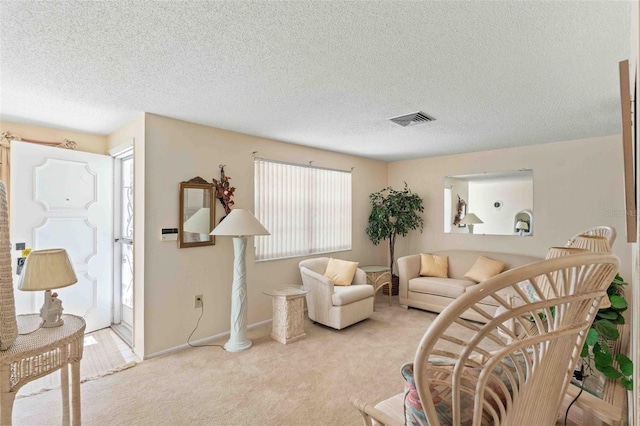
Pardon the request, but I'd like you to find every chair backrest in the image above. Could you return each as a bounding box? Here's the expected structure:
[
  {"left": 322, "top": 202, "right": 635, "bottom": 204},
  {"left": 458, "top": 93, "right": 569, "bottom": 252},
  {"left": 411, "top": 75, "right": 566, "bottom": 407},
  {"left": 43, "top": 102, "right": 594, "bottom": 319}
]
[
  {"left": 0, "top": 181, "right": 18, "bottom": 350},
  {"left": 299, "top": 257, "right": 330, "bottom": 275},
  {"left": 566, "top": 226, "right": 616, "bottom": 248},
  {"left": 413, "top": 253, "right": 619, "bottom": 426}
]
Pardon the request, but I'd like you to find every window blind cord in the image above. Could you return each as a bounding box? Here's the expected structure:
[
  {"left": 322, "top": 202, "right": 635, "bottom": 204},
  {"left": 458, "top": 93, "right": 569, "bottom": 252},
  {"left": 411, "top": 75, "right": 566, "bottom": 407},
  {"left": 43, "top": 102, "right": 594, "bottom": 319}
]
[{"left": 187, "top": 298, "right": 225, "bottom": 350}]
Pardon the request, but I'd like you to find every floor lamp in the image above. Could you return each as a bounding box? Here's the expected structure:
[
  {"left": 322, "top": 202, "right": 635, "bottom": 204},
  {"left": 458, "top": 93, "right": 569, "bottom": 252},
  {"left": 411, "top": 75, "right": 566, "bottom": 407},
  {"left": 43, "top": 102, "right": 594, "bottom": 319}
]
[{"left": 210, "top": 209, "right": 269, "bottom": 352}]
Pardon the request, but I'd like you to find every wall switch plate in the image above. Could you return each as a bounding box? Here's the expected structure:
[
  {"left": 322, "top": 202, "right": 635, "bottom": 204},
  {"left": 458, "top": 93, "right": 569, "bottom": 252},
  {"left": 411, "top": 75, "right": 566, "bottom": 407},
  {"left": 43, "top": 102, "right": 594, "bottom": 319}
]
[{"left": 161, "top": 228, "right": 178, "bottom": 241}]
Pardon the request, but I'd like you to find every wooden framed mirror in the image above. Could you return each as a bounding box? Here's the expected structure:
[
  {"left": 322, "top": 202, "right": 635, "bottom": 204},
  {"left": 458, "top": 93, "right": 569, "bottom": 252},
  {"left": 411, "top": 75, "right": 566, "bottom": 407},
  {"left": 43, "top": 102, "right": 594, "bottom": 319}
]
[{"left": 179, "top": 177, "right": 215, "bottom": 248}]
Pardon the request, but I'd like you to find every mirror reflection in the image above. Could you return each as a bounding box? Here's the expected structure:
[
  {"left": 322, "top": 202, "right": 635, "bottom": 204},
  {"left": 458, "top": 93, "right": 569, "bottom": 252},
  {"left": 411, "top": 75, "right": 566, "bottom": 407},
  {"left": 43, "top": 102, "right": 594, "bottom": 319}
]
[
  {"left": 179, "top": 179, "right": 215, "bottom": 248},
  {"left": 444, "top": 170, "right": 533, "bottom": 236}
]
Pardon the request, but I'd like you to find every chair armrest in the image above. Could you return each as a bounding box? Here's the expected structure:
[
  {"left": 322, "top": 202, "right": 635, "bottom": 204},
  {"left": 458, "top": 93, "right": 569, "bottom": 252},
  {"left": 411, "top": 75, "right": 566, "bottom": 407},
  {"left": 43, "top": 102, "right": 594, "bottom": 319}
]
[
  {"left": 350, "top": 397, "right": 404, "bottom": 426},
  {"left": 300, "top": 267, "right": 335, "bottom": 324},
  {"left": 353, "top": 268, "right": 367, "bottom": 285},
  {"left": 397, "top": 255, "right": 421, "bottom": 300}
]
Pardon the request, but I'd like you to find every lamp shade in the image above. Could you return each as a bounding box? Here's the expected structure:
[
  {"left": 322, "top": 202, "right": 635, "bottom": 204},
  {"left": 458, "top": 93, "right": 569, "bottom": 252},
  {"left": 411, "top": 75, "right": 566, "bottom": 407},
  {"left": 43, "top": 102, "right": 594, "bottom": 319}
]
[
  {"left": 183, "top": 207, "right": 211, "bottom": 234},
  {"left": 516, "top": 220, "right": 529, "bottom": 231},
  {"left": 569, "top": 235, "right": 611, "bottom": 253},
  {"left": 210, "top": 209, "right": 270, "bottom": 237},
  {"left": 459, "top": 213, "right": 483, "bottom": 225},
  {"left": 18, "top": 249, "right": 77, "bottom": 291}
]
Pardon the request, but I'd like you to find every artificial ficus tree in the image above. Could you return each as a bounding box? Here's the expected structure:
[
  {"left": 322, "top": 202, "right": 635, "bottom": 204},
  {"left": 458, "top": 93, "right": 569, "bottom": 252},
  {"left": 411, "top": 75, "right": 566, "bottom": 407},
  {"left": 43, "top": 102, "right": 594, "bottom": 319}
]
[{"left": 366, "top": 183, "right": 424, "bottom": 276}]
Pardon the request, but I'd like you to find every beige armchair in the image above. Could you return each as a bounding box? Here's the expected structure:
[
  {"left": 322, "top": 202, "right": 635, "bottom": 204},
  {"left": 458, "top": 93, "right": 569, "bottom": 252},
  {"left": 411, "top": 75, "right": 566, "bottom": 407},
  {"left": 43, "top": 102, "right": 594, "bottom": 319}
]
[
  {"left": 352, "top": 253, "right": 619, "bottom": 425},
  {"left": 299, "top": 258, "right": 374, "bottom": 330}
]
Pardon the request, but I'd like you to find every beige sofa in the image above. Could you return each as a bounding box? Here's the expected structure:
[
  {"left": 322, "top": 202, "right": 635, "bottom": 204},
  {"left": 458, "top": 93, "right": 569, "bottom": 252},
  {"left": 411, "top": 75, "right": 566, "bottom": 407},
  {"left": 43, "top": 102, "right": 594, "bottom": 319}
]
[{"left": 397, "top": 250, "right": 541, "bottom": 322}]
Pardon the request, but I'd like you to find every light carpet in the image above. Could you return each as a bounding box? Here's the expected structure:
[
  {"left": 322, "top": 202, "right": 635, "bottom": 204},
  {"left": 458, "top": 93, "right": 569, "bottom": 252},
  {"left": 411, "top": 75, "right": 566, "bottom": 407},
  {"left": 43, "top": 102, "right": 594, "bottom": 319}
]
[
  {"left": 14, "top": 301, "right": 436, "bottom": 425},
  {"left": 16, "top": 328, "right": 136, "bottom": 398}
]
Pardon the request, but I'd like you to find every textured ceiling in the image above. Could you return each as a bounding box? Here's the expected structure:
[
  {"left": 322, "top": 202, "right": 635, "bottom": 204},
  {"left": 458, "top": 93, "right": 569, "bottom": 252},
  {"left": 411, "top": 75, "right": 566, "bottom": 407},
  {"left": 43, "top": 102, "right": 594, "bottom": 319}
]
[{"left": 0, "top": 1, "right": 632, "bottom": 161}]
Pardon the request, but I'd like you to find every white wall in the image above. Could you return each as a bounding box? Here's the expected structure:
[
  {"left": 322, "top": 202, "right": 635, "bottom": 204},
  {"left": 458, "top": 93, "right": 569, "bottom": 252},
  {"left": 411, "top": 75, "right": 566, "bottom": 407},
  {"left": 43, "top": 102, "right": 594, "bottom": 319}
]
[
  {"left": 388, "top": 135, "right": 632, "bottom": 282},
  {"left": 142, "top": 113, "right": 388, "bottom": 356},
  {"left": 468, "top": 178, "right": 533, "bottom": 235}
]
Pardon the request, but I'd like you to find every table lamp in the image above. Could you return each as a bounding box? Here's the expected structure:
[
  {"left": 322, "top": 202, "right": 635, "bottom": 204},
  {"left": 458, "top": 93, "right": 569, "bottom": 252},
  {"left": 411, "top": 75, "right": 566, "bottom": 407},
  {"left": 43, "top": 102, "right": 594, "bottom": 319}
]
[
  {"left": 210, "top": 209, "right": 269, "bottom": 352},
  {"left": 183, "top": 207, "right": 212, "bottom": 241},
  {"left": 18, "top": 249, "right": 77, "bottom": 327},
  {"left": 459, "top": 213, "right": 483, "bottom": 234}
]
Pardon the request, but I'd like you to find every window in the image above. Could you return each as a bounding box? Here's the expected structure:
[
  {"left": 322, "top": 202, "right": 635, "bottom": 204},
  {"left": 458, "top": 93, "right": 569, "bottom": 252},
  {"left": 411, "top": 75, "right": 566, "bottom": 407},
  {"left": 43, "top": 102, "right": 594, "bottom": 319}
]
[{"left": 254, "top": 158, "right": 352, "bottom": 261}]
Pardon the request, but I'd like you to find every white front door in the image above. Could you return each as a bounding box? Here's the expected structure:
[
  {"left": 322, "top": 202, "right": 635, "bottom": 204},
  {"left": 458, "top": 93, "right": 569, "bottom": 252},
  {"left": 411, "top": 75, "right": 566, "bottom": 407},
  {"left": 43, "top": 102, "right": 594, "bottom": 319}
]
[{"left": 11, "top": 141, "right": 113, "bottom": 333}]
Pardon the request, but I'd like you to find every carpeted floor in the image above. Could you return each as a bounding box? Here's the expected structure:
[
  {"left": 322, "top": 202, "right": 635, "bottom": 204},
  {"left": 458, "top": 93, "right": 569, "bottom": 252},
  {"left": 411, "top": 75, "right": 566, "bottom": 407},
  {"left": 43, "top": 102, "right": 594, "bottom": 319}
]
[
  {"left": 16, "top": 328, "right": 137, "bottom": 398},
  {"left": 13, "top": 299, "right": 436, "bottom": 425}
]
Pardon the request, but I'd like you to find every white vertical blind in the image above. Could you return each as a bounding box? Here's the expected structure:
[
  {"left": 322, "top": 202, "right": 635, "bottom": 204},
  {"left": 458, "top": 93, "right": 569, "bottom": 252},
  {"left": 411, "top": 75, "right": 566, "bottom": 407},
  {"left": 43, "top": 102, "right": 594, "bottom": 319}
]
[{"left": 254, "top": 159, "right": 352, "bottom": 261}]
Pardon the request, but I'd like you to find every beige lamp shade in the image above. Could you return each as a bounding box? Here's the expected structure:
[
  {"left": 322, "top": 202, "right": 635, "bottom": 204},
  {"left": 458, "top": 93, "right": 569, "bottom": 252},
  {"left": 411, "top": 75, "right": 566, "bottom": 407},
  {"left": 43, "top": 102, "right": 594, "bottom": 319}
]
[
  {"left": 569, "top": 235, "right": 611, "bottom": 253},
  {"left": 18, "top": 249, "right": 78, "bottom": 291},
  {"left": 459, "top": 213, "right": 483, "bottom": 225},
  {"left": 183, "top": 207, "right": 211, "bottom": 234},
  {"left": 210, "top": 209, "right": 270, "bottom": 237}
]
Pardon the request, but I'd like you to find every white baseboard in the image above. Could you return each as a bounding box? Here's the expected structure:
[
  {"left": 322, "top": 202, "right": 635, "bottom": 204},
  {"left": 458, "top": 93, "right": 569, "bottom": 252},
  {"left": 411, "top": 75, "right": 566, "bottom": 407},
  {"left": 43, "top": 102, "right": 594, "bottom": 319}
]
[{"left": 144, "top": 318, "right": 273, "bottom": 360}]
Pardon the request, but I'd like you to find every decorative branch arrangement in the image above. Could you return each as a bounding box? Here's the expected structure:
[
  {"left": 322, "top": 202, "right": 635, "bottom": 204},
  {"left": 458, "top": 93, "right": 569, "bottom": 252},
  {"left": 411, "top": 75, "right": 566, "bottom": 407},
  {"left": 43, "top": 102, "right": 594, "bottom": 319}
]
[{"left": 212, "top": 165, "right": 235, "bottom": 217}]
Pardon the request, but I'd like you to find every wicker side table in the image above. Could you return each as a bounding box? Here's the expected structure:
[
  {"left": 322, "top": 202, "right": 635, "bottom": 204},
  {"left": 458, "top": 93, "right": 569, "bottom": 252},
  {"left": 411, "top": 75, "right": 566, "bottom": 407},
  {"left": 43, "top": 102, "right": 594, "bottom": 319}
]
[
  {"left": 0, "top": 314, "right": 85, "bottom": 425},
  {"left": 360, "top": 266, "right": 392, "bottom": 310}
]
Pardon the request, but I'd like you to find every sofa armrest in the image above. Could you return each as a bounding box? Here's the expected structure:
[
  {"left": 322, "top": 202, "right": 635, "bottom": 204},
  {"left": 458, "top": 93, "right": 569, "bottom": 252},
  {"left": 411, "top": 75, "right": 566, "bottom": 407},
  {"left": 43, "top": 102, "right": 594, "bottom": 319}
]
[{"left": 397, "top": 255, "right": 421, "bottom": 300}]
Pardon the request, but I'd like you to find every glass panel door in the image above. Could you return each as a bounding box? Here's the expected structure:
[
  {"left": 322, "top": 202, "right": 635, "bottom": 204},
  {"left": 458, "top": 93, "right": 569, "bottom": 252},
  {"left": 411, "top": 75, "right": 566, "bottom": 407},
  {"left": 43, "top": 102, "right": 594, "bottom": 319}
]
[{"left": 113, "top": 153, "right": 134, "bottom": 344}]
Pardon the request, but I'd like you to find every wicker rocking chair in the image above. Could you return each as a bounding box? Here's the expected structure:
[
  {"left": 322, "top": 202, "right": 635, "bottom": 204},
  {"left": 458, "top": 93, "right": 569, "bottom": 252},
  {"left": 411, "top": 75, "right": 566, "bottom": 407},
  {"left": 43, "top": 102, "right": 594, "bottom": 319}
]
[{"left": 352, "top": 253, "right": 619, "bottom": 426}]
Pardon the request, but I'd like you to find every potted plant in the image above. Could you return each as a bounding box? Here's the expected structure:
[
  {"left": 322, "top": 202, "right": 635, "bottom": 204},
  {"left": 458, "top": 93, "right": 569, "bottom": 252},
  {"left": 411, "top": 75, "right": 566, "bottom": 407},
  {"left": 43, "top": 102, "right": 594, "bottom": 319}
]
[
  {"left": 366, "top": 183, "right": 424, "bottom": 293},
  {"left": 581, "top": 273, "right": 633, "bottom": 390}
]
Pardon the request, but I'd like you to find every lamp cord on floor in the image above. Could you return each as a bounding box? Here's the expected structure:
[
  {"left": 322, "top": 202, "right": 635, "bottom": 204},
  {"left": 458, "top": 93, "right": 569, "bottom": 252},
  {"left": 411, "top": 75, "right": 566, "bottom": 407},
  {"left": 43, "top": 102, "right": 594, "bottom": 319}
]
[
  {"left": 564, "top": 371, "right": 586, "bottom": 426},
  {"left": 187, "top": 298, "right": 225, "bottom": 350}
]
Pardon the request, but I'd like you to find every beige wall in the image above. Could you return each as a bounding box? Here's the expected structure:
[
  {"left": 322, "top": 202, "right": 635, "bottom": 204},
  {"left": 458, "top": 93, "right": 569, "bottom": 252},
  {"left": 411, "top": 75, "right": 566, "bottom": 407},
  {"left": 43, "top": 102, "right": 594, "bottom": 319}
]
[
  {"left": 143, "top": 113, "right": 388, "bottom": 355},
  {"left": 0, "top": 121, "right": 108, "bottom": 154},
  {"left": 388, "top": 135, "right": 632, "bottom": 281}
]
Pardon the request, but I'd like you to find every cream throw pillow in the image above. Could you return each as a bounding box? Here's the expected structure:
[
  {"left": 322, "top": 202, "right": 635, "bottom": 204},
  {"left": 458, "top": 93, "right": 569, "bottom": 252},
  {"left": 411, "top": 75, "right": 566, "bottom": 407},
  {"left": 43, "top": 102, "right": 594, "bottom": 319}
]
[
  {"left": 419, "top": 254, "right": 448, "bottom": 278},
  {"left": 324, "top": 258, "right": 359, "bottom": 286},
  {"left": 464, "top": 256, "right": 505, "bottom": 283}
]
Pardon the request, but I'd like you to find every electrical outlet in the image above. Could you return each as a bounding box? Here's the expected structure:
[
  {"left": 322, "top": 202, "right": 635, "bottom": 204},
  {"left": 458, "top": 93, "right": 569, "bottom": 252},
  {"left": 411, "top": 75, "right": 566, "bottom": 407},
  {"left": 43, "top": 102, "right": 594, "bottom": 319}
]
[{"left": 194, "top": 295, "right": 203, "bottom": 309}]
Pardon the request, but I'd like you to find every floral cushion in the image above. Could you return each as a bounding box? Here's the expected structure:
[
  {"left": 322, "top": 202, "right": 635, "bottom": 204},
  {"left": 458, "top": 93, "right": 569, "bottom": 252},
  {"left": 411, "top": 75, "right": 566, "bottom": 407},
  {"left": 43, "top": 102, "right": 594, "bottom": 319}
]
[{"left": 402, "top": 357, "right": 521, "bottom": 426}]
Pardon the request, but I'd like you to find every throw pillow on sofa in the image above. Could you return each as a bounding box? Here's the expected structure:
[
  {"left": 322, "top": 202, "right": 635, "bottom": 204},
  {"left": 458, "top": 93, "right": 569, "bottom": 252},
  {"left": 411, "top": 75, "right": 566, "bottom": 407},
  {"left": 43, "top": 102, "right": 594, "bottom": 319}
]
[
  {"left": 324, "top": 258, "right": 359, "bottom": 286},
  {"left": 419, "top": 254, "right": 448, "bottom": 278},
  {"left": 464, "top": 256, "right": 505, "bottom": 283}
]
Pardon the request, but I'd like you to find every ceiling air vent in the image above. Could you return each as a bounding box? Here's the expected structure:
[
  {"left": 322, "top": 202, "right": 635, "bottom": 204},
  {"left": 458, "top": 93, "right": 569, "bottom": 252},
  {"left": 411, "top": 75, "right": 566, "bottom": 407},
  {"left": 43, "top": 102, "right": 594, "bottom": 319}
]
[{"left": 389, "top": 111, "right": 435, "bottom": 127}]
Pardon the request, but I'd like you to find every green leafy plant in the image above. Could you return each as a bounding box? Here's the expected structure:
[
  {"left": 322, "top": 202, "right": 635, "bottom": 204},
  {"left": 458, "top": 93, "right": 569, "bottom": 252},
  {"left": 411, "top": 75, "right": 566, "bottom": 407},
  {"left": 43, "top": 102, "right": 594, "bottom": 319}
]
[
  {"left": 365, "top": 183, "right": 424, "bottom": 276},
  {"left": 581, "top": 273, "right": 633, "bottom": 390}
]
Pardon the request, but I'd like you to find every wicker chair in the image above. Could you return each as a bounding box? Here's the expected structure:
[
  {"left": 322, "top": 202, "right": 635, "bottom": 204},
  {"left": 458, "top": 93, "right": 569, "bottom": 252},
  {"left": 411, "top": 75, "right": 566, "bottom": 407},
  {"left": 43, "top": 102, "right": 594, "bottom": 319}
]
[
  {"left": 566, "top": 226, "right": 616, "bottom": 248},
  {"left": 352, "top": 253, "right": 619, "bottom": 426}
]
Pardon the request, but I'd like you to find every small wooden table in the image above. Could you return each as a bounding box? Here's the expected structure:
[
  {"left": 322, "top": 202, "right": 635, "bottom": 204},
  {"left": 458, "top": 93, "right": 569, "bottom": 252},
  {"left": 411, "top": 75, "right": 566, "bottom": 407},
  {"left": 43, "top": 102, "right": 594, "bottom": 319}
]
[
  {"left": 0, "top": 314, "right": 85, "bottom": 425},
  {"left": 361, "top": 266, "right": 392, "bottom": 310},
  {"left": 263, "top": 287, "right": 309, "bottom": 344}
]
